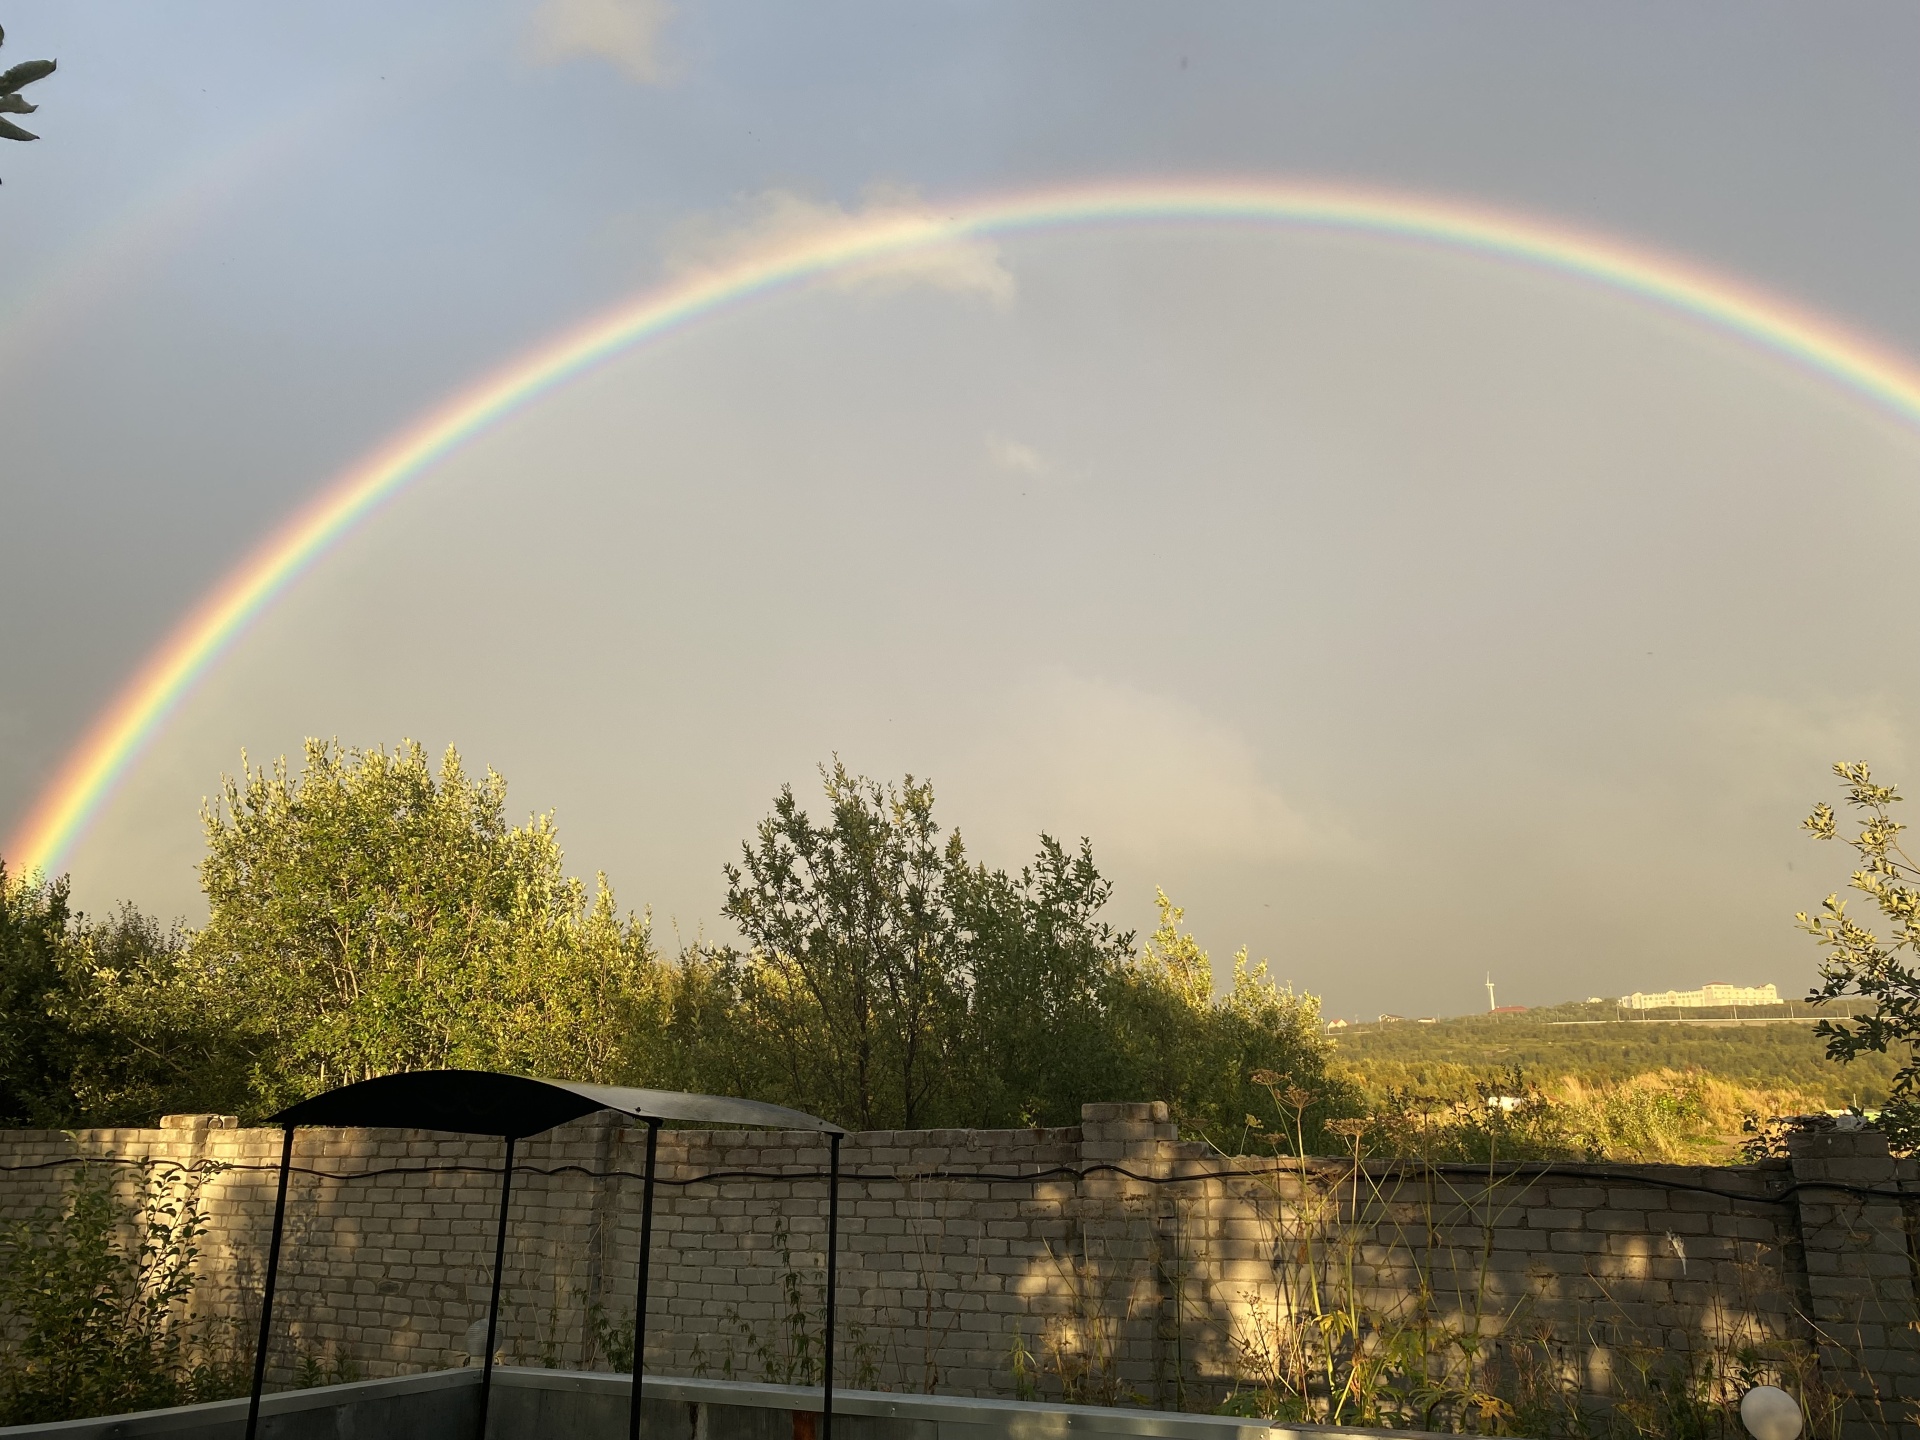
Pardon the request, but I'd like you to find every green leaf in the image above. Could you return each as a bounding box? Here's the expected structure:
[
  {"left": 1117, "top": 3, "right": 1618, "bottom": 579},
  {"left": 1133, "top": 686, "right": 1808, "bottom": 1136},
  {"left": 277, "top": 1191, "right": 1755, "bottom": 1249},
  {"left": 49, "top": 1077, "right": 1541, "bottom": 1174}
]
[{"left": 0, "top": 58, "right": 55, "bottom": 94}]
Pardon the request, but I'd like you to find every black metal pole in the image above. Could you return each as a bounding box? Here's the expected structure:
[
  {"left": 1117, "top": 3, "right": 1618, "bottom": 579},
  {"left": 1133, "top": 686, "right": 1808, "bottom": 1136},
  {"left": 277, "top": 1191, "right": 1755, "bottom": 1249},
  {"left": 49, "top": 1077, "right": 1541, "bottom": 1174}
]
[
  {"left": 822, "top": 1132, "right": 841, "bottom": 1440},
  {"left": 245, "top": 1124, "right": 296, "bottom": 1440},
  {"left": 628, "top": 1118, "right": 661, "bottom": 1440},
  {"left": 477, "top": 1135, "right": 516, "bottom": 1440}
]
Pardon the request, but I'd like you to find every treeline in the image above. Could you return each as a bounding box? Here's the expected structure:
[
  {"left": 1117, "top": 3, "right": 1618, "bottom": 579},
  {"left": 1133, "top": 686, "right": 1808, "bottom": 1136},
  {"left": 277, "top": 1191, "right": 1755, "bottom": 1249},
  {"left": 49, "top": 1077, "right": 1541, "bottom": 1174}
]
[{"left": 0, "top": 741, "right": 1350, "bottom": 1148}]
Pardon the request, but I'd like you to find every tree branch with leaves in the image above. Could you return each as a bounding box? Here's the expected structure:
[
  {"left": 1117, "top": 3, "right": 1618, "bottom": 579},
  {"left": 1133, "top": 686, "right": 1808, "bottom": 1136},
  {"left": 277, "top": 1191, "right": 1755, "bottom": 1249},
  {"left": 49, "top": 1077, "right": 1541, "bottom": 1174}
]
[
  {"left": 1799, "top": 760, "right": 1920, "bottom": 1149},
  {"left": 0, "top": 24, "right": 56, "bottom": 171}
]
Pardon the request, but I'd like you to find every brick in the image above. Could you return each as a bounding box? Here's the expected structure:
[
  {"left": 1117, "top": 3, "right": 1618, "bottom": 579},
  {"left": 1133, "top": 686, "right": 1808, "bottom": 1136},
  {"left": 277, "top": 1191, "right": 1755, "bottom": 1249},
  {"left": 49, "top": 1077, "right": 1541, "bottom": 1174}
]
[
  {"left": 1807, "top": 1273, "right": 1878, "bottom": 1302},
  {"left": 1587, "top": 1210, "right": 1654, "bottom": 1233},
  {"left": 1524, "top": 1207, "right": 1583, "bottom": 1230},
  {"left": 1710, "top": 1213, "right": 1779, "bottom": 1241},
  {"left": 1547, "top": 1186, "right": 1608, "bottom": 1207},
  {"left": 1604, "top": 1188, "right": 1670, "bottom": 1211}
]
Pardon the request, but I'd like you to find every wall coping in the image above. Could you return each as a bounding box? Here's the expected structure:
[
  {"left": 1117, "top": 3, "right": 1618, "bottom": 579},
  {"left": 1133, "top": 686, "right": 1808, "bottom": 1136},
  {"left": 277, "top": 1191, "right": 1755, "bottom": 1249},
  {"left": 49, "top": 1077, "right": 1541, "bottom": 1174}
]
[
  {"left": 508, "top": 1368, "right": 1439, "bottom": 1438},
  {"left": 0, "top": 1368, "right": 1446, "bottom": 1440},
  {"left": 0, "top": 1367, "right": 474, "bottom": 1439}
]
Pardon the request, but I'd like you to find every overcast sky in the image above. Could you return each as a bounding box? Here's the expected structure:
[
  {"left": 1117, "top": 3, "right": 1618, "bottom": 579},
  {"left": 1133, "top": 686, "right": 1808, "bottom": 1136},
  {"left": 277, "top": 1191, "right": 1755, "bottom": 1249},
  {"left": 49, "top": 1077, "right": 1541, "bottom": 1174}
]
[{"left": 4, "top": 2, "right": 1920, "bottom": 1019}]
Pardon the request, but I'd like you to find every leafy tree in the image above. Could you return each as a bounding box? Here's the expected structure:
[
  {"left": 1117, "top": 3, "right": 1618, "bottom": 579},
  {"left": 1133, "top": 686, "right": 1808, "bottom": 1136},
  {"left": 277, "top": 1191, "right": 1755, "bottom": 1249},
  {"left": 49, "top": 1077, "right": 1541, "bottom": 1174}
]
[
  {"left": 0, "top": 865, "right": 247, "bottom": 1127},
  {"left": 1799, "top": 760, "right": 1920, "bottom": 1149},
  {"left": 948, "top": 835, "right": 1135, "bottom": 1127},
  {"left": 47, "top": 903, "right": 253, "bottom": 1124},
  {"left": 647, "top": 940, "right": 792, "bottom": 1104},
  {"left": 0, "top": 865, "right": 77, "bottom": 1126},
  {"left": 194, "top": 739, "right": 661, "bottom": 1109},
  {"left": 718, "top": 761, "right": 1346, "bottom": 1142},
  {"left": 722, "top": 762, "right": 962, "bottom": 1129},
  {"left": 1110, "top": 890, "right": 1351, "bottom": 1150}
]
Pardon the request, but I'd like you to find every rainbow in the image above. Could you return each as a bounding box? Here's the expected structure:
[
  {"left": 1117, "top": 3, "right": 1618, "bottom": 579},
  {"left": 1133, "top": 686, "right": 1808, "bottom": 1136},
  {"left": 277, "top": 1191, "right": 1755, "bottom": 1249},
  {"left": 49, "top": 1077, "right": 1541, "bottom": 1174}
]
[{"left": 12, "top": 177, "right": 1920, "bottom": 882}]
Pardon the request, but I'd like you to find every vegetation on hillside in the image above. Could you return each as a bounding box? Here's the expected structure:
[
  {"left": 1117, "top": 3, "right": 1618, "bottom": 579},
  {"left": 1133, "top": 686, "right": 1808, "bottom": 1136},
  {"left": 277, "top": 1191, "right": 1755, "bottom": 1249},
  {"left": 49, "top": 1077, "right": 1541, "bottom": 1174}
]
[
  {"left": 1325, "top": 1002, "right": 1898, "bottom": 1163},
  {"left": 1334, "top": 1000, "right": 1891, "bottom": 1114},
  {"left": 1339, "top": 1066, "right": 1826, "bottom": 1164},
  {"left": 1336, "top": 1002, "right": 1889, "bottom": 1097}
]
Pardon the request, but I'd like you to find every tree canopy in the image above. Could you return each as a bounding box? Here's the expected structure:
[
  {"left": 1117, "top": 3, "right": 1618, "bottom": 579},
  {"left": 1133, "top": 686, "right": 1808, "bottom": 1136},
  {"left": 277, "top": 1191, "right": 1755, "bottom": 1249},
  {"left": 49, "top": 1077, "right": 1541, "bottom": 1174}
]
[
  {"left": 721, "top": 764, "right": 961, "bottom": 1130},
  {"left": 195, "top": 740, "right": 660, "bottom": 1110},
  {"left": 4, "top": 742, "right": 1348, "bottom": 1147},
  {"left": 715, "top": 761, "right": 1346, "bottom": 1138},
  {"left": 0, "top": 866, "right": 248, "bottom": 1128}
]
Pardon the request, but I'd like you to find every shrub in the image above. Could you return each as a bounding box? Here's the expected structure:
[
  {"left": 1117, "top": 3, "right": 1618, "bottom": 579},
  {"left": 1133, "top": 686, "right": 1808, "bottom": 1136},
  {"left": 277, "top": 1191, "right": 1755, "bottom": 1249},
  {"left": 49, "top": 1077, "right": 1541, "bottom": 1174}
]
[{"left": 0, "top": 1159, "right": 245, "bottom": 1423}]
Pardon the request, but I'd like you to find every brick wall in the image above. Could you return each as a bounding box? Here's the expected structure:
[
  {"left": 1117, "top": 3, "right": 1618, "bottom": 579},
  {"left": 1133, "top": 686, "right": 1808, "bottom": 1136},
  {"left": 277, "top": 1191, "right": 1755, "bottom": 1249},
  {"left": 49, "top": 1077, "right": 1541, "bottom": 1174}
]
[{"left": 2, "top": 1104, "right": 1915, "bottom": 1433}]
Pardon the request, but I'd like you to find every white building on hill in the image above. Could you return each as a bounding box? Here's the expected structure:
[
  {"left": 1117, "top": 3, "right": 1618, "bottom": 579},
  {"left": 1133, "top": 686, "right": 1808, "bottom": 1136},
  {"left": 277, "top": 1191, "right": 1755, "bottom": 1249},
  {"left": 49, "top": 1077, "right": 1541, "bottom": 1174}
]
[{"left": 1621, "top": 982, "right": 1779, "bottom": 1010}]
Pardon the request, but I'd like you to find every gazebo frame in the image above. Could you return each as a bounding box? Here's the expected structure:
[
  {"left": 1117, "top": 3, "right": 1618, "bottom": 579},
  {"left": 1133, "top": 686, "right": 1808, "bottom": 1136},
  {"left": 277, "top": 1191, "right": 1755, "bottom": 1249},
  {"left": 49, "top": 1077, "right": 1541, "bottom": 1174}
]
[{"left": 242, "top": 1071, "right": 846, "bottom": 1440}]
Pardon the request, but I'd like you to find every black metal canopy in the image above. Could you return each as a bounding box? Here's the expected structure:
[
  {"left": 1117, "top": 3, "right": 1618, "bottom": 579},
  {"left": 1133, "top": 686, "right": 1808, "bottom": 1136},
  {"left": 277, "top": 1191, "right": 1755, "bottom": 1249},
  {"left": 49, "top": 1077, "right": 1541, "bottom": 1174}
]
[
  {"left": 268, "top": 1070, "right": 845, "bottom": 1139},
  {"left": 246, "top": 1072, "right": 845, "bottom": 1440}
]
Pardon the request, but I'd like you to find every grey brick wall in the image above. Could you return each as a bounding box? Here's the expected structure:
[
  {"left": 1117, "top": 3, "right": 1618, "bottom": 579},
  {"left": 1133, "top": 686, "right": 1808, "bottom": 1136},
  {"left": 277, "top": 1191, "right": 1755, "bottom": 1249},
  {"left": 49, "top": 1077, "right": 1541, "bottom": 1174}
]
[{"left": 3, "top": 1103, "right": 1915, "bottom": 1433}]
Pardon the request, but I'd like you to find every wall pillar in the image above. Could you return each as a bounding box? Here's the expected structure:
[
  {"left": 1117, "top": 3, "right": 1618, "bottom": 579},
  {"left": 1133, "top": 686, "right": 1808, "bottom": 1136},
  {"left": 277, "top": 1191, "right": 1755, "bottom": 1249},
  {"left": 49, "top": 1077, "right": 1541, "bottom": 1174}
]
[
  {"left": 1075, "top": 1103, "right": 1177, "bottom": 1407},
  {"left": 1786, "top": 1126, "right": 1920, "bottom": 1435}
]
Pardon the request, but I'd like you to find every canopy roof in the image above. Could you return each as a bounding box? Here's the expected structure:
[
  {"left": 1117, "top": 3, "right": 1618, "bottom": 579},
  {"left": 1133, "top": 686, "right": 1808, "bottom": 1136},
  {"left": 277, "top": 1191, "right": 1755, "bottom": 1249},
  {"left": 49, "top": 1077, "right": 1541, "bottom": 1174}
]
[{"left": 268, "top": 1070, "right": 844, "bottom": 1139}]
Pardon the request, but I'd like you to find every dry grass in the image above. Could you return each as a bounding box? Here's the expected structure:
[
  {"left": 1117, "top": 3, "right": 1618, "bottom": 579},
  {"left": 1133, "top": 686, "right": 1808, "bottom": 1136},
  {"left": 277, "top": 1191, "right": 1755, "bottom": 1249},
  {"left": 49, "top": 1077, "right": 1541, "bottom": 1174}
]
[{"left": 1334, "top": 1065, "right": 1828, "bottom": 1163}]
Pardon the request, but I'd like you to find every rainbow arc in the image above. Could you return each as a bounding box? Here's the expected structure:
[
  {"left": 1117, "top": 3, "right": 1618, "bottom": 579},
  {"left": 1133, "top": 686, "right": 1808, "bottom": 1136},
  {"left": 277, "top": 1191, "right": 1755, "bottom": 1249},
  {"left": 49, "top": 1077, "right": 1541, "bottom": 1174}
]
[{"left": 12, "top": 179, "right": 1920, "bottom": 881}]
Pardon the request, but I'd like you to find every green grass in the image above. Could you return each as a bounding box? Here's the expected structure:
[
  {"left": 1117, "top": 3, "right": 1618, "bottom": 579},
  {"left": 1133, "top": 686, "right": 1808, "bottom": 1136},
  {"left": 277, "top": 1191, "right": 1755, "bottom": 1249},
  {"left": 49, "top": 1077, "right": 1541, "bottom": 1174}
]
[{"left": 1332, "top": 999, "right": 1897, "bottom": 1112}]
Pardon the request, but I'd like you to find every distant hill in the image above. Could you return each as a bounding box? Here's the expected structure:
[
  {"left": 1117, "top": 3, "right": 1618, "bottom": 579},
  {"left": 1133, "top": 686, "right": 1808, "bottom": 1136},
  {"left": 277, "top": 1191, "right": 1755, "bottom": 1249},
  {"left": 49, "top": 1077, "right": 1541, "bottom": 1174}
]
[{"left": 1331, "top": 998, "right": 1896, "bottom": 1111}]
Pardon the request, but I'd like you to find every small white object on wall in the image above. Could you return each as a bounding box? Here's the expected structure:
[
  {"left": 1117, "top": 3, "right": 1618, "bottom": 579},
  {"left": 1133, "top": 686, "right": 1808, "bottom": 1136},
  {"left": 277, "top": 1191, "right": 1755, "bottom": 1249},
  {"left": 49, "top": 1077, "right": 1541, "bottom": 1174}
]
[{"left": 1740, "top": 1385, "right": 1804, "bottom": 1440}]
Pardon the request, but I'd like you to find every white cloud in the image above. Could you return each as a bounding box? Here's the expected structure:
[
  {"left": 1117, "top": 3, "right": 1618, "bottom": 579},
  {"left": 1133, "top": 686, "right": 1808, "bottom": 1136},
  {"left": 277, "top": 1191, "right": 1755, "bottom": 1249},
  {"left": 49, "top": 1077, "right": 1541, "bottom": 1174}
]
[
  {"left": 985, "top": 436, "right": 1053, "bottom": 481},
  {"left": 530, "top": 0, "right": 672, "bottom": 84},
  {"left": 959, "top": 672, "right": 1329, "bottom": 867},
  {"left": 664, "top": 185, "right": 1015, "bottom": 305}
]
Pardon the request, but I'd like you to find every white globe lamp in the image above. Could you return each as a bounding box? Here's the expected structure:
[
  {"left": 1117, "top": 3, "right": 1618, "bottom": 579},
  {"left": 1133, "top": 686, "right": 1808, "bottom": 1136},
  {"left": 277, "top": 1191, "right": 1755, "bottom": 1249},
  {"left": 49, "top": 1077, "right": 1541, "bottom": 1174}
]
[{"left": 1740, "top": 1385, "right": 1803, "bottom": 1440}]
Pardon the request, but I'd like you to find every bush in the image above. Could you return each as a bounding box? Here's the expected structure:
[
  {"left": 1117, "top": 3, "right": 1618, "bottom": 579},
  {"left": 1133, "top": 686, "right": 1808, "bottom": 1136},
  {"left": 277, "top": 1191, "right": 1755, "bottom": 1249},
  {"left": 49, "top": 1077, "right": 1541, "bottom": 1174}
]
[{"left": 0, "top": 1160, "right": 245, "bottom": 1423}]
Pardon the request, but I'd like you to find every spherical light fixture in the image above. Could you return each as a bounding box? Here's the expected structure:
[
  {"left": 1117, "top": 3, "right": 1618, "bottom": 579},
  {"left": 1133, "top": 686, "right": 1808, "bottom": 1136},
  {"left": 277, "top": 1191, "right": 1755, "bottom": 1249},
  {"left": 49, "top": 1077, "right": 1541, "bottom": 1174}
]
[{"left": 1740, "top": 1385, "right": 1803, "bottom": 1440}]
